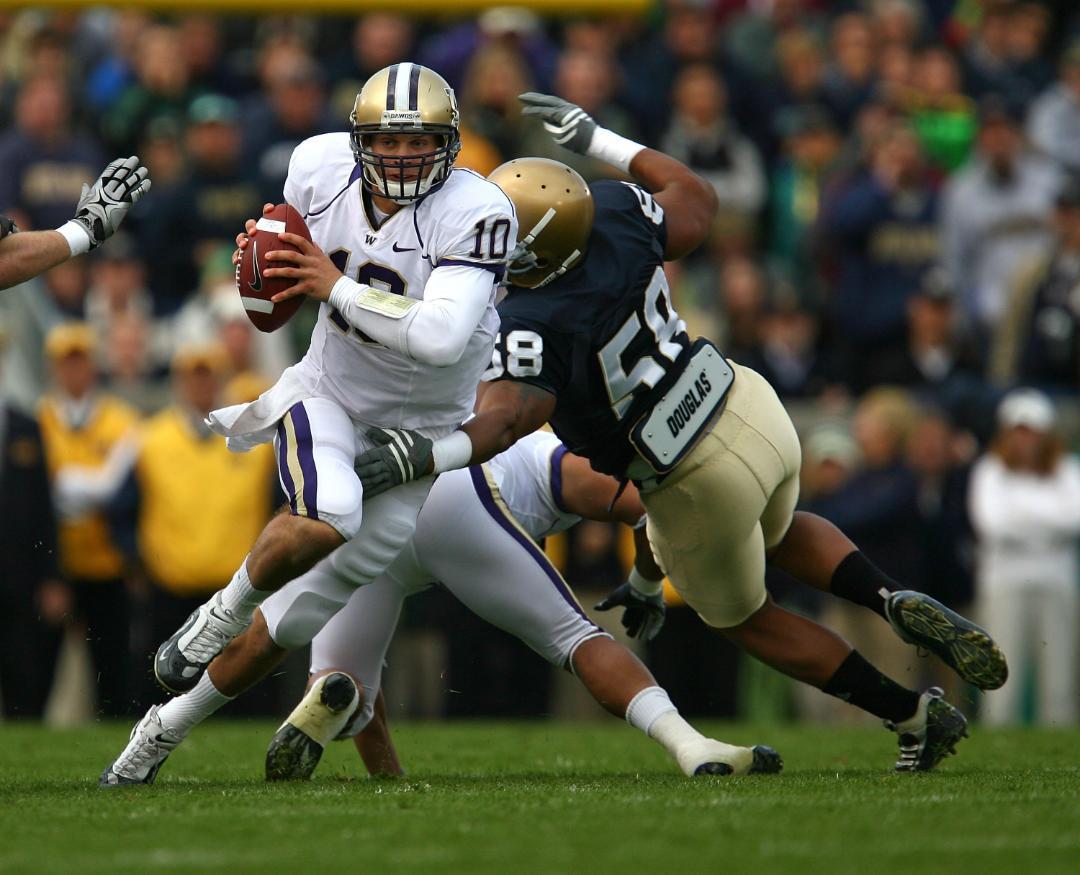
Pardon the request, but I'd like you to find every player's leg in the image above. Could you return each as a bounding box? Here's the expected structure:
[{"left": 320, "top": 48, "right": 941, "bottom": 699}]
[
  {"left": 154, "top": 398, "right": 363, "bottom": 694},
  {"left": 769, "top": 511, "right": 1007, "bottom": 690},
  {"left": 265, "top": 572, "right": 409, "bottom": 780},
  {"left": 101, "top": 479, "right": 431, "bottom": 786},
  {"left": 423, "top": 466, "right": 780, "bottom": 777},
  {"left": 644, "top": 365, "right": 965, "bottom": 770}
]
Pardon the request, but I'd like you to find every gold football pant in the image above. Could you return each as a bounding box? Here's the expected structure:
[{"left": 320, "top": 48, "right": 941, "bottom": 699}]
[{"left": 642, "top": 362, "right": 802, "bottom": 629}]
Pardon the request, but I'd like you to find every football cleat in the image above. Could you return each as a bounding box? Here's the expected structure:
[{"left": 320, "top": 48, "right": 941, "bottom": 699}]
[
  {"left": 885, "top": 590, "right": 1008, "bottom": 690},
  {"left": 680, "top": 739, "right": 783, "bottom": 778},
  {"left": 99, "top": 705, "right": 182, "bottom": 787},
  {"left": 265, "top": 672, "right": 361, "bottom": 781},
  {"left": 885, "top": 687, "right": 968, "bottom": 772},
  {"left": 154, "top": 592, "right": 248, "bottom": 694}
]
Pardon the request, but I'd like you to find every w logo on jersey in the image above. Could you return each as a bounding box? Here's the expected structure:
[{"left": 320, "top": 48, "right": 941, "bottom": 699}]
[{"left": 365, "top": 233, "right": 377, "bottom": 245}]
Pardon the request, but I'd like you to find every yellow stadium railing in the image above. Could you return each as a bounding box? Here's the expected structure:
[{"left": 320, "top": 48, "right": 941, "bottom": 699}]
[{"left": 15, "top": 0, "right": 653, "bottom": 14}]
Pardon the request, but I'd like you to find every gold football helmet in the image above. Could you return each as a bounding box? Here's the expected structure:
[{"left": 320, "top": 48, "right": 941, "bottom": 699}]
[
  {"left": 488, "top": 158, "right": 594, "bottom": 288},
  {"left": 350, "top": 63, "right": 461, "bottom": 203}
]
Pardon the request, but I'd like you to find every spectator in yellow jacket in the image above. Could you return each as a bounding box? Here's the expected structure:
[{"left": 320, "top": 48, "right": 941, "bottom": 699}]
[
  {"left": 108, "top": 342, "right": 278, "bottom": 707},
  {"left": 38, "top": 323, "right": 141, "bottom": 717}
]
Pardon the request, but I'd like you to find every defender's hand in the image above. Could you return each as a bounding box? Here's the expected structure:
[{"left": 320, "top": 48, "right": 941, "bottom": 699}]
[
  {"left": 595, "top": 580, "right": 666, "bottom": 642},
  {"left": 519, "top": 92, "right": 597, "bottom": 155},
  {"left": 71, "top": 156, "right": 151, "bottom": 249},
  {"left": 355, "top": 427, "right": 435, "bottom": 499}
]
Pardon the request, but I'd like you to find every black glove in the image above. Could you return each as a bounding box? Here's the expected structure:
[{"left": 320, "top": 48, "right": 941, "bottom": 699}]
[
  {"left": 519, "top": 92, "right": 597, "bottom": 155},
  {"left": 354, "top": 427, "right": 434, "bottom": 499},
  {"left": 71, "top": 156, "right": 151, "bottom": 250},
  {"left": 595, "top": 580, "right": 666, "bottom": 642}
]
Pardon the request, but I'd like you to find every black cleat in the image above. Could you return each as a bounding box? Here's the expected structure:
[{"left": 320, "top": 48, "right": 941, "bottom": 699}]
[
  {"left": 748, "top": 744, "right": 783, "bottom": 774},
  {"left": 886, "top": 590, "right": 1008, "bottom": 690},
  {"left": 886, "top": 687, "right": 969, "bottom": 772},
  {"left": 693, "top": 762, "right": 734, "bottom": 776},
  {"left": 690, "top": 744, "right": 783, "bottom": 777}
]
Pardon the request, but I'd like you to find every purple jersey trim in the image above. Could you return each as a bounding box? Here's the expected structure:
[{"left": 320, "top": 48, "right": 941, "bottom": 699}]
[{"left": 549, "top": 444, "right": 569, "bottom": 514}]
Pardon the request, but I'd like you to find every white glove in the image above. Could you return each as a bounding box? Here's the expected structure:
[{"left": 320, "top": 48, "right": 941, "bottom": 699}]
[{"left": 70, "top": 156, "right": 151, "bottom": 250}]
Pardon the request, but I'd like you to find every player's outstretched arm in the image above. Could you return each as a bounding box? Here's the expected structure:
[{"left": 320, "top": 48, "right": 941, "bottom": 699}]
[
  {"left": 0, "top": 226, "right": 73, "bottom": 291},
  {"left": 354, "top": 380, "right": 554, "bottom": 499},
  {"left": 519, "top": 93, "right": 717, "bottom": 260},
  {"left": 461, "top": 379, "right": 556, "bottom": 464},
  {"left": 0, "top": 156, "right": 151, "bottom": 291}
]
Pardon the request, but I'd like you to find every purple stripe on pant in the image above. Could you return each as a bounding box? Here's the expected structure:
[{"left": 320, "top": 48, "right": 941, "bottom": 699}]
[
  {"left": 468, "top": 464, "right": 594, "bottom": 624},
  {"left": 276, "top": 420, "right": 298, "bottom": 515},
  {"left": 288, "top": 402, "right": 320, "bottom": 521}
]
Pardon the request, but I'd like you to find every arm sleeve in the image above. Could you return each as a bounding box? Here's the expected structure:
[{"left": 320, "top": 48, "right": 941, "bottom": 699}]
[{"left": 329, "top": 263, "right": 495, "bottom": 367}]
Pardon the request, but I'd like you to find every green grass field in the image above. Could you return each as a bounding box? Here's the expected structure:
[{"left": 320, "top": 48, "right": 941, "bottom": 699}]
[{"left": 1, "top": 720, "right": 1077, "bottom": 874}]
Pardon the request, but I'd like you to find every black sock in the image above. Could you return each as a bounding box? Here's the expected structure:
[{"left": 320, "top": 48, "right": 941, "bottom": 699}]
[
  {"left": 830, "top": 551, "right": 897, "bottom": 620},
  {"left": 822, "top": 650, "right": 920, "bottom": 723}
]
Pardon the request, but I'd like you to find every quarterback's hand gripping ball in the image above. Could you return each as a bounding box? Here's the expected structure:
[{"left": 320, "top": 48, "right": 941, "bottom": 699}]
[
  {"left": 519, "top": 92, "right": 597, "bottom": 155},
  {"left": 236, "top": 203, "right": 312, "bottom": 332},
  {"left": 595, "top": 580, "right": 667, "bottom": 642}
]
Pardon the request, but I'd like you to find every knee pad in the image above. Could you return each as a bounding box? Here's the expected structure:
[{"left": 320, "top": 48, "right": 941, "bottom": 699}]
[
  {"left": 327, "top": 498, "right": 422, "bottom": 587},
  {"left": 261, "top": 574, "right": 356, "bottom": 651},
  {"left": 304, "top": 457, "right": 365, "bottom": 540}
]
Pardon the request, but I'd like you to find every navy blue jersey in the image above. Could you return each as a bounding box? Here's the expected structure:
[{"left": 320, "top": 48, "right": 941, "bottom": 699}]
[{"left": 490, "top": 180, "right": 695, "bottom": 476}]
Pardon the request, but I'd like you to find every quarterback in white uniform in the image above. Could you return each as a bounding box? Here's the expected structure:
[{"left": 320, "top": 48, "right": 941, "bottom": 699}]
[
  {"left": 101, "top": 63, "right": 517, "bottom": 786},
  {"left": 262, "top": 430, "right": 782, "bottom": 780}
]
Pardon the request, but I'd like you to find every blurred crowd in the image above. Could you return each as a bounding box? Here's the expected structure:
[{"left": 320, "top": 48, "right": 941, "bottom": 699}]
[{"left": 0, "top": 0, "right": 1078, "bottom": 727}]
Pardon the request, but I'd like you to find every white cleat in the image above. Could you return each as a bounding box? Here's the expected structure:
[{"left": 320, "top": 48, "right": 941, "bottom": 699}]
[
  {"left": 154, "top": 592, "right": 248, "bottom": 694},
  {"left": 265, "top": 672, "right": 361, "bottom": 781},
  {"left": 678, "top": 739, "right": 783, "bottom": 777},
  {"left": 99, "top": 705, "right": 183, "bottom": 787}
]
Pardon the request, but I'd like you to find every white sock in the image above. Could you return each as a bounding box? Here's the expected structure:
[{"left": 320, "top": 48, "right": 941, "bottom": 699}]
[
  {"left": 218, "top": 559, "right": 265, "bottom": 619},
  {"left": 626, "top": 686, "right": 751, "bottom": 775},
  {"left": 157, "top": 673, "right": 234, "bottom": 737},
  {"left": 625, "top": 686, "right": 684, "bottom": 737}
]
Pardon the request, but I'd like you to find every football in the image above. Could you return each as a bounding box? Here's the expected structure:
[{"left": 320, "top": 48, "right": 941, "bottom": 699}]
[{"left": 236, "top": 203, "right": 312, "bottom": 332}]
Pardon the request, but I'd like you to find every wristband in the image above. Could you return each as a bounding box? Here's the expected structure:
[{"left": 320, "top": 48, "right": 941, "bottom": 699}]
[
  {"left": 586, "top": 127, "right": 645, "bottom": 175},
  {"left": 57, "top": 220, "right": 91, "bottom": 256},
  {"left": 629, "top": 566, "right": 664, "bottom": 598},
  {"left": 431, "top": 429, "right": 473, "bottom": 474}
]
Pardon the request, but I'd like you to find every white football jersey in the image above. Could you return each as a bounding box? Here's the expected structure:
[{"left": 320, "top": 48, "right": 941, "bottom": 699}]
[
  {"left": 373, "top": 430, "right": 582, "bottom": 594},
  {"left": 284, "top": 133, "right": 517, "bottom": 435},
  {"left": 486, "top": 430, "right": 581, "bottom": 541}
]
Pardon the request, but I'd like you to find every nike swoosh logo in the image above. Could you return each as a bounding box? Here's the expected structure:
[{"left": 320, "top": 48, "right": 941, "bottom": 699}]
[
  {"left": 392, "top": 243, "right": 416, "bottom": 253},
  {"left": 249, "top": 239, "right": 263, "bottom": 291}
]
